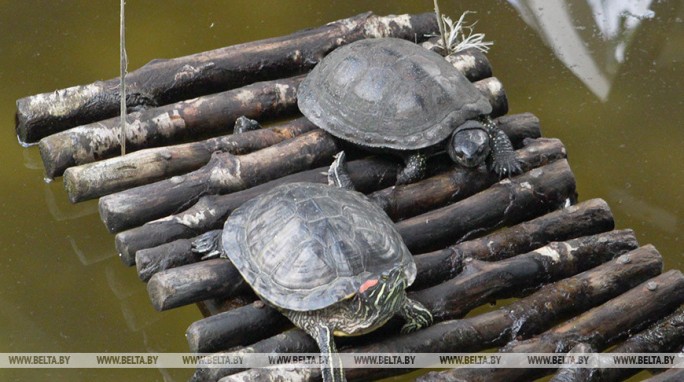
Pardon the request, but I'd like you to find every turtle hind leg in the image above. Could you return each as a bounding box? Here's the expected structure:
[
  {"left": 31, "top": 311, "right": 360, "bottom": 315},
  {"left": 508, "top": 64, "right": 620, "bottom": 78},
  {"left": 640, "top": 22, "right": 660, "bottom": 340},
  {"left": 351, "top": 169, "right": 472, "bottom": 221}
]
[
  {"left": 233, "top": 116, "right": 261, "bottom": 134},
  {"left": 482, "top": 117, "right": 522, "bottom": 177},
  {"left": 399, "top": 297, "right": 433, "bottom": 334},
  {"left": 396, "top": 152, "right": 427, "bottom": 185},
  {"left": 190, "top": 230, "right": 223, "bottom": 260},
  {"left": 328, "top": 151, "right": 355, "bottom": 190}
]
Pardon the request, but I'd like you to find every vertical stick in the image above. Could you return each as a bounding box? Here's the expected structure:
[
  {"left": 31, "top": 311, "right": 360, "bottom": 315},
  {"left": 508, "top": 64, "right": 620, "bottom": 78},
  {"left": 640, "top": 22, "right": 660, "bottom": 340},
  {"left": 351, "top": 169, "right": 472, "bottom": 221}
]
[
  {"left": 120, "top": 0, "right": 127, "bottom": 155},
  {"left": 433, "top": 0, "right": 448, "bottom": 54}
]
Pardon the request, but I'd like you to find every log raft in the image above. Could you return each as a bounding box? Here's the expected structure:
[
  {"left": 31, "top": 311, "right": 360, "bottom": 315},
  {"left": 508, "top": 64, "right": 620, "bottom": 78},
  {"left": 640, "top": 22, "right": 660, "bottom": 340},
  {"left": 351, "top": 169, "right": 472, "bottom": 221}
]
[{"left": 13, "top": 11, "right": 684, "bottom": 382}]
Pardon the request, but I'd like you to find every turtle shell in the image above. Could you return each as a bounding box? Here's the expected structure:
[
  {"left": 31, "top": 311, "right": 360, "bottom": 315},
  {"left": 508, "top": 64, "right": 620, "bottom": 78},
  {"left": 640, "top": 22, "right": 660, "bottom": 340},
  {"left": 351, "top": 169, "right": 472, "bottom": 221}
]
[
  {"left": 222, "top": 182, "right": 415, "bottom": 312},
  {"left": 297, "top": 37, "right": 492, "bottom": 150}
]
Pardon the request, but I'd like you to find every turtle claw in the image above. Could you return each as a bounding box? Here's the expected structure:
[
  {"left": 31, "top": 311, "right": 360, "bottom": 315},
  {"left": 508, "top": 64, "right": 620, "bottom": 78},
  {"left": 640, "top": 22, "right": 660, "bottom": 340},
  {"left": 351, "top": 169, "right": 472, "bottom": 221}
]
[{"left": 191, "top": 230, "right": 223, "bottom": 259}]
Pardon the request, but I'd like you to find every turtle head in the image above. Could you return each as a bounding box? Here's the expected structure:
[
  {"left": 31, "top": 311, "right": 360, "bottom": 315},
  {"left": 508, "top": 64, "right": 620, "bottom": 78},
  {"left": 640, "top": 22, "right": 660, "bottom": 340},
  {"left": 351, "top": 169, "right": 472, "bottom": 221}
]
[
  {"left": 357, "top": 268, "right": 407, "bottom": 307},
  {"left": 447, "top": 120, "right": 491, "bottom": 168}
]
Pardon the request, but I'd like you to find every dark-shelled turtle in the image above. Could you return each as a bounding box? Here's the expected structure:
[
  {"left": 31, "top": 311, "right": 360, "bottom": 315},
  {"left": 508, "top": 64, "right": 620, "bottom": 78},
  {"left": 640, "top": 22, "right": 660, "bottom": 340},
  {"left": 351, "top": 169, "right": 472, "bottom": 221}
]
[
  {"left": 193, "top": 153, "right": 432, "bottom": 382},
  {"left": 297, "top": 37, "right": 520, "bottom": 183}
]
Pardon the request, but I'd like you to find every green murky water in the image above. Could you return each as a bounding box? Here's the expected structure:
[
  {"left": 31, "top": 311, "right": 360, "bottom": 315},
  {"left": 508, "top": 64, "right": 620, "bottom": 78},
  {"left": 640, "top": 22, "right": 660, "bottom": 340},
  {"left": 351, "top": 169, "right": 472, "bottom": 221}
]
[{"left": 0, "top": 1, "right": 681, "bottom": 381}]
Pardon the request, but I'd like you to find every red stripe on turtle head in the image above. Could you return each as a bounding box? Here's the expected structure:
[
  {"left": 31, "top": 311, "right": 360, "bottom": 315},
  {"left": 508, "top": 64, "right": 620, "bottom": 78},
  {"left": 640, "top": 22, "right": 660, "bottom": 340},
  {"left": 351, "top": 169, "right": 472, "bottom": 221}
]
[{"left": 359, "top": 279, "right": 379, "bottom": 293}]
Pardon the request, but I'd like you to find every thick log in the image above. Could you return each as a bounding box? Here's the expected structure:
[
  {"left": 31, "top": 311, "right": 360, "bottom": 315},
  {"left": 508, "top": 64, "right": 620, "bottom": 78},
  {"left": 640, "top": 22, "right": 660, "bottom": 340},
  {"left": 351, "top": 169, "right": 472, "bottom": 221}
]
[
  {"left": 16, "top": 12, "right": 439, "bottom": 144},
  {"left": 100, "top": 129, "right": 339, "bottom": 243},
  {"left": 412, "top": 229, "right": 639, "bottom": 322},
  {"left": 595, "top": 305, "right": 684, "bottom": 382},
  {"left": 412, "top": 198, "right": 614, "bottom": 289},
  {"left": 134, "top": 135, "right": 557, "bottom": 280},
  {"left": 115, "top": 112, "right": 537, "bottom": 253},
  {"left": 209, "top": 246, "right": 662, "bottom": 382},
  {"left": 398, "top": 159, "right": 577, "bottom": 253},
  {"left": 184, "top": 230, "right": 636, "bottom": 355},
  {"left": 39, "top": 76, "right": 301, "bottom": 179},
  {"left": 62, "top": 117, "right": 317, "bottom": 202},
  {"left": 422, "top": 270, "right": 684, "bottom": 382},
  {"left": 125, "top": 157, "right": 399, "bottom": 267},
  {"left": 146, "top": 157, "right": 575, "bottom": 310}
]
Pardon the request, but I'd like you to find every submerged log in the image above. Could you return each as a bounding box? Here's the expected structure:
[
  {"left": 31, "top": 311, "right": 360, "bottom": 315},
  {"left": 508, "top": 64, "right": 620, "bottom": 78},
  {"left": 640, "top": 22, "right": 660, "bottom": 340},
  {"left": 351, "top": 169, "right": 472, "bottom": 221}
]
[
  {"left": 146, "top": 158, "right": 576, "bottom": 310},
  {"left": 117, "top": 112, "right": 541, "bottom": 258},
  {"left": 16, "top": 12, "right": 439, "bottom": 144},
  {"left": 100, "top": 129, "right": 339, "bottom": 242},
  {"left": 185, "top": 230, "right": 636, "bottom": 355},
  {"left": 134, "top": 134, "right": 556, "bottom": 279},
  {"left": 205, "top": 245, "right": 662, "bottom": 382},
  {"left": 133, "top": 157, "right": 398, "bottom": 277},
  {"left": 422, "top": 270, "right": 684, "bottom": 382},
  {"left": 63, "top": 117, "right": 317, "bottom": 202},
  {"left": 39, "top": 76, "right": 301, "bottom": 179},
  {"left": 397, "top": 158, "right": 576, "bottom": 253},
  {"left": 413, "top": 198, "right": 614, "bottom": 289}
]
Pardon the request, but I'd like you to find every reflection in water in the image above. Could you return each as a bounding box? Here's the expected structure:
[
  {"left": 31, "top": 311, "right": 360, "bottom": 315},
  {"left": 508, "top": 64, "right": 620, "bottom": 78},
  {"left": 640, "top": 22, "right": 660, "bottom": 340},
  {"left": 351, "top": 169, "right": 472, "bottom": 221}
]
[
  {"left": 507, "top": 0, "right": 654, "bottom": 100},
  {"left": 609, "top": 188, "right": 678, "bottom": 234}
]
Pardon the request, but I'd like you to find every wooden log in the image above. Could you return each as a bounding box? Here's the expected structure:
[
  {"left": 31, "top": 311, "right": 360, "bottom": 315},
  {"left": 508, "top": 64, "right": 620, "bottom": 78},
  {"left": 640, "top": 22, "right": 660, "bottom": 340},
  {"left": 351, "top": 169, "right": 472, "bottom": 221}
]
[
  {"left": 16, "top": 12, "right": 439, "bottom": 144},
  {"left": 134, "top": 134, "right": 556, "bottom": 280},
  {"left": 62, "top": 117, "right": 317, "bottom": 202},
  {"left": 422, "top": 270, "right": 684, "bottom": 382},
  {"left": 412, "top": 198, "right": 614, "bottom": 289},
  {"left": 397, "top": 158, "right": 577, "bottom": 253},
  {"left": 206, "top": 245, "right": 662, "bottom": 382},
  {"left": 146, "top": 158, "right": 575, "bottom": 310},
  {"left": 548, "top": 343, "right": 595, "bottom": 382},
  {"left": 100, "top": 129, "right": 339, "bottom": 243},
  {"left": 412, "top": 229, "right": 639, "bottom": 322},
  {"left": 594, "top": 305, "right": 684, "bottom": 382},
  {"left": 39, "top": 75, "right": 301, "bottom": 179},
  {"left": 184, "top": 230, "right": 636, "bottom": 355},
  {"left": 124, "top": 157, "right": 399, "bottom": 267},
  {"left": 117, "top": 113, "right": 541, "bottom": 261}
]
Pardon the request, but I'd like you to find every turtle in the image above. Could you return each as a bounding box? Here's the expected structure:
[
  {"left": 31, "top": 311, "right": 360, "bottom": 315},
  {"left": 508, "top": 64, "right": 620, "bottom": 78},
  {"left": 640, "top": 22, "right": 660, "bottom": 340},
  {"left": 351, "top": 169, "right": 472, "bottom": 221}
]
[
  {"left": 297, "top": 37, "right": 521, "bottom": 184},
  {"left": 192, "top": 153, "right": 433, "bottom": 382}
]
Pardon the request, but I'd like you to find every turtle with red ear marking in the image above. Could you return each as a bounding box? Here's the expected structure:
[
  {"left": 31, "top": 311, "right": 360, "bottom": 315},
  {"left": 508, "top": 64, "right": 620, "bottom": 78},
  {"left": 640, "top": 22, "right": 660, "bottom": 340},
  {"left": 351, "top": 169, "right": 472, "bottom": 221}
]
[{"left": 192, "top": 157, "right": 432, "bottom": 382}]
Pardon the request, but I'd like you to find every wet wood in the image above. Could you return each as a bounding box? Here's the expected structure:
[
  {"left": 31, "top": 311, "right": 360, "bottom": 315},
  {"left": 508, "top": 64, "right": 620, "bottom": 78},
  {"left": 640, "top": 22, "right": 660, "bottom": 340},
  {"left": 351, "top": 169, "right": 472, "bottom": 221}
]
[
  {"left": 183, "top": 230, "right": 637, "bottom": 356},
  {"left": 133, "top": 135, "right": 558, "bottom": 279},
  {"left": 39, "top": 76, "right": 302, "bottom": 179},
  {"left": 145, "top": 158, "right": 576, "bottom": 310},
  {"left": 99, "top": 129, "right": 339, "bottom": 245},
  {"left": 595, "top": 305, "right": 684, "bottom": 382},
  {"left": 206, "top": 245, "right": 662, "bottom": 382},
  {"left": 117, "top": 114, "right": 542, "bottom": 261},
  {"left": 63, "top": 117, "right": 317, "bottom": 202},
  {"left": 412, "top": 198, "right": 615, "bottom": 289},
  {"left": 16, "top": 12, "right": 439, "bottom": 144},
  {"left": 422, "top": 270, "right": 684, "bottom": 382},
  {"left": 549, "top": 343, "right": 595, "bottom": 382},
  {"left": 398, "top": 158, "right": 577, "bottom": 253}
]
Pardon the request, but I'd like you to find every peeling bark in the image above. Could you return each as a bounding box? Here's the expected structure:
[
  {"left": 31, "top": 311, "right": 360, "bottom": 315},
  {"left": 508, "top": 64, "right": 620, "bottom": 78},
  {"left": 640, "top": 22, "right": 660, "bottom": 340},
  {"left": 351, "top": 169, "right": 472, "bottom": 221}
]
[
  {"left": 39, "top": 76, "right": 302, "bottom": 179},
  {"left": 63, "top": 117, "right": 317, "bottom": 202}
]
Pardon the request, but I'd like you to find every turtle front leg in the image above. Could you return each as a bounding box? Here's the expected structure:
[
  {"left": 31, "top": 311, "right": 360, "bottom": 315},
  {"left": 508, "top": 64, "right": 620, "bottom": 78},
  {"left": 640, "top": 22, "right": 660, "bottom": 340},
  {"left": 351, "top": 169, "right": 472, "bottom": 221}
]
[
  {"left": 307, "top": 322, "right": 346, "bottom": 382},
  {"left": 399, "top": 297, "right": 433, "bottom": 334},
  {"left": 327, "top": 151, "right": 355, "bottom": 191},
  {"left": 481, "top": 116, "right": 522, "bottom": 177},
  {"left": 396, "top": 152, "right": 427, "bottom": 185}
]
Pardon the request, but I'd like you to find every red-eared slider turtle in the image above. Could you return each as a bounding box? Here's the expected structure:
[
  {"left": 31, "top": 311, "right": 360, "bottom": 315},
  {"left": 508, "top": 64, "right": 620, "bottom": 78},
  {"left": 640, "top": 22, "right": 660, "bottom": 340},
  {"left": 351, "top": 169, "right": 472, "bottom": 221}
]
[
  {"left": 193, "top": 155, "right": 432, "bottom": 382},
  {"left": 298, "top": 37, "right": 520, "bottom": 184}
]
